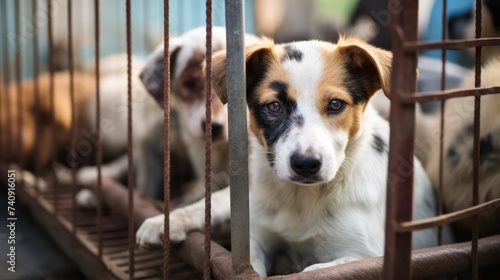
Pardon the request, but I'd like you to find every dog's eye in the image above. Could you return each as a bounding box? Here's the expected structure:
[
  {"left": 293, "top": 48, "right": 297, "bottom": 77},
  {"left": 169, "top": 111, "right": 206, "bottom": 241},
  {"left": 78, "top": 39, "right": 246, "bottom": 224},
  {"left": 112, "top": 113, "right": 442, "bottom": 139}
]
[
  {"left": 182, "top": 79, "right": 197, "bottom": 90},
  {"left": 267, "top": 101, "right": 282, "bottom": 113},
  {"left": 328, "top": 99, "right": 345, "bottom": 113}
]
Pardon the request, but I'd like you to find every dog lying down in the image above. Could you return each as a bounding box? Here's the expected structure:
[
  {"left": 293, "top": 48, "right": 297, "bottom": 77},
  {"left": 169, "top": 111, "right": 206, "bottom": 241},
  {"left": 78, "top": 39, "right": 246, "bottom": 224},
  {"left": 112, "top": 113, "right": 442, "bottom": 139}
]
[{"left": 136, "top": 37, "right": 454, "bottom": 275}]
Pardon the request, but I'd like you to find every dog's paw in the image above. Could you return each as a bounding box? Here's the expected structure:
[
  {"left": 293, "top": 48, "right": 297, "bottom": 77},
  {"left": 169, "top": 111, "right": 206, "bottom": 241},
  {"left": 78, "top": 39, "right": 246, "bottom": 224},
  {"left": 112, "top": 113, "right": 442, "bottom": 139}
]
[
  {"left": 136, "top": 211, "right": 191, "bottom": 249},
  {"left": 136, "top": 214, "right": 165, "bottom": 249},
  {"left": 303, "top": 256, "right": 358, "bottom": 272},
  {"left": 76, "top": 189, "right": 97, "bottom": 209}
]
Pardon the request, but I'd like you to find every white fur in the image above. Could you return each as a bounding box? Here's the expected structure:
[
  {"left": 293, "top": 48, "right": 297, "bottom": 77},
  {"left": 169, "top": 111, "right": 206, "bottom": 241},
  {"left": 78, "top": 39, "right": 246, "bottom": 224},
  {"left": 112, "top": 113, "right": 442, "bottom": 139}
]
[{"left": 136, "top": 40, "right": 449, "bottom": 276}]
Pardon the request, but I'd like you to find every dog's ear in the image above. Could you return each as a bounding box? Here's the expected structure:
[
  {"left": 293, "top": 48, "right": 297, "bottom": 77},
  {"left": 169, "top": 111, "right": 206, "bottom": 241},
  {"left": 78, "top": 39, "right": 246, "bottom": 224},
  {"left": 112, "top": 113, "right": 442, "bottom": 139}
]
[
  {"left": 140, "top": 39, "right": 182, "bottom": 107},
  {"left": 211, "top": 38, "right": 274, "bottom": 104},
  {"left": 337, "top": 37, "right": 392, "bottom": 99}
]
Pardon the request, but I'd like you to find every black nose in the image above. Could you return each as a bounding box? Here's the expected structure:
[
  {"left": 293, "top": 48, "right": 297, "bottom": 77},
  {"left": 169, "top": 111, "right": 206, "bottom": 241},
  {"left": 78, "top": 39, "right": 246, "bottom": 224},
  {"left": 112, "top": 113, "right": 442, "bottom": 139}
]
[
  {"left": 201, "top": 121, "right": 224, "bottom": 139},
  {"left": 290, "top": 153, "right": 322, "bottom": 177}
]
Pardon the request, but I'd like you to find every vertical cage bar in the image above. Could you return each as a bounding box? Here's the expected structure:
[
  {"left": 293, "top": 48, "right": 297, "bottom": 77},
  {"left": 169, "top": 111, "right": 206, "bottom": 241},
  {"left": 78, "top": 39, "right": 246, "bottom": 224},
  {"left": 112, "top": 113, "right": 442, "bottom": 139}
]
[
  {"left": 383, "top": 0, "right": 419, "bottom": 279},
  {"left": 67, "top": 0, "right": 77, "bottom": 235},
  {"left": 225, "top": 0, "right": 250, "bottom": 271},
  {"left": 437, "top": 0, "right": 448, "bottom": 246},
  {"left": 1, "top": 0, "right": 12, "bottom": 163},
  {"left": 94, "top": 0, "right": 103, "bottom": 260},
  {"left": 125, "top": 0, "right": 135, "bottom": 278},
  {"left": 472, "top": 1, "right": 483, "bottom": 279},
  {"left": 15, "top": 0, "right": 23, "bottom": 168},
  {"left": 33, "top": 0, "right": 41, "bottom": 196},
  {"left": 47, "top": 0, "right": 58, "bottom": 216},
  {"left": 204, "top": 0, "right": 213, "bottom": 278},
  {"left": 162, "top": 0, "right": 171, "bottom": 278}
]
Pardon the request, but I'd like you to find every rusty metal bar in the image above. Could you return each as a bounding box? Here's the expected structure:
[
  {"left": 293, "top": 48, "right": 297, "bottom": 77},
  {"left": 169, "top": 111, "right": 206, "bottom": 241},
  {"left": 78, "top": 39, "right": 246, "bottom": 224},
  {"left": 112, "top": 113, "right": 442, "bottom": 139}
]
[
  {"left": 162, "top": 0, "right": 172, "bottom": 278},
  {"left": 125, "top": 0, "right": 135, "bottom": 278},
  {"left": 471, "top": 1, "right": 483, "bottom": 279},
  {"left": 225, "top": 0, "right": 251, "bottom": 273},
  {"left": 47, "top": 0, "right": 59, "bottom": 216},
  {"left": 403, "top": 37, "right": 500, "bottom": 52},
  {"left": 33, "top": 0, "right": 40, "bottom": 196},
  {"left": 204, "top": 0, "right": 213, "bottom": 279},
  {"left": 437, "top": 0, "right": 448, "bottom": 246},
  {"left": 401, "top": 86, "right": 500, "bottom": 103},
  {"left": 396, "top": 198, "right": 500, "bottom": 232},
  {"left": 94, "top": 0, "right": 103, "bottom": 260},
  {"left": 1, "top": 0, "right": 12, "bottom": 162},
  {"left": 67, "top": 0, "right": 77, "bottom": 235},
  {"left": 15, "top": 0, "right": 23, "bottom": 168},
  {"left": 383, "top": 0, "right": 419, "bottom": 279}
]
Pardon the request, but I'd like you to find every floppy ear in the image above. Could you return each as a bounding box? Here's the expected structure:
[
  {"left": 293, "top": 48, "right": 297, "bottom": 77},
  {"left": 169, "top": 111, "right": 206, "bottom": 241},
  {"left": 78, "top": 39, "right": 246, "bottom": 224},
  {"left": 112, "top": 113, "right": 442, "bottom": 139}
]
[
  {"left": 211, "top": 38, "right": 274, "bottom": 104},
  {"left": 337, "top": 37, "right": 392, "bottom": 99},
  {"left": 139, "top": 39, "right": 182, "bottom": 107}
]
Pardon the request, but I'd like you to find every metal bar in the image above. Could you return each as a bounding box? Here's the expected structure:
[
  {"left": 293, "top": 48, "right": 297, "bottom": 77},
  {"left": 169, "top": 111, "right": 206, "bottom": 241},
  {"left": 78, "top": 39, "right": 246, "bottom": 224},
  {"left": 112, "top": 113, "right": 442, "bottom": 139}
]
[
  {"left": 15, "top": 0, "right": 23, "bottom": 168},
  {"left": 162, "top": 0, "right": 172, "bottom": 278},
  {"left": 403, "top": 37, "right": 500, "bottom": 52},
  {"left": 125, "top": 0, "right": 135, "bottom": 278},
  {"left": 396, "top": 198, "right": 500, "bottom": 232},
  {"left": 94, "top": 0, "right": 103, "bottom": 260},
  {"left": 383, "top": 0, "right": 419, "bottom": 279},
  {"left": 67, "top": 0, "right": 77, "bottom": 235},
  {"left": 33, "top": 0, "right": 40, "bottom": 196},
  {"left": 204, "top": 0, "right": 213, "bottom": 279},
  {"left": 401, "top": 86, "right": 500, "bottom": 103},
  {"left": 47, "top": 0, "right": 58, "bottom": 217},
  {"left": 225, "top": 0, "right": 251, "bottom": 272},
  {"left": 1, "top": 0, "right": 12, "bottom": 162},
  {"left": 437, "top": 0, "right": 448, "bottom": 246},
  {"left": 472, "top": 1, "right": 483, "bottom": 279}
]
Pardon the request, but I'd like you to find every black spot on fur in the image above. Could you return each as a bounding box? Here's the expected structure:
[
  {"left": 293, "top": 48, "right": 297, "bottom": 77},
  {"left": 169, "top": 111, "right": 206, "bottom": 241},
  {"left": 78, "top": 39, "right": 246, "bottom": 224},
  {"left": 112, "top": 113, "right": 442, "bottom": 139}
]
[
  {"left": 267, "top": 153, "right": 275, "bottom": 167},
  {"left": 283, "top": 45, "right": 303, "bottom": 62},
  {"left": 343, "top": 62, "right": 369, "bottom": 105},
  {"left": 485, "top": 0, "right": 500, "bottom": 30},
  {"left": 372, "top": 134, "right": 387, "bottom": 153},
  {"left": 249, "top": 85, "right": 298, "bottom": 148},
  {"left": 480, "top": 133, "right": 495, "bottom": 164},
  {"left": 447, "top": 146, "right": 460, "bottom": 169}
]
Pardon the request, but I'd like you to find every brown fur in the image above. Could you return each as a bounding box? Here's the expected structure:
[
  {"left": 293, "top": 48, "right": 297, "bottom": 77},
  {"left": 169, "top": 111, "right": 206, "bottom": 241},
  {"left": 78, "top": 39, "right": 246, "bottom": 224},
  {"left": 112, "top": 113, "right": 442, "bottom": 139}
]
[{"left": 0, "top": 72, "right": 96, "bottom": 170}]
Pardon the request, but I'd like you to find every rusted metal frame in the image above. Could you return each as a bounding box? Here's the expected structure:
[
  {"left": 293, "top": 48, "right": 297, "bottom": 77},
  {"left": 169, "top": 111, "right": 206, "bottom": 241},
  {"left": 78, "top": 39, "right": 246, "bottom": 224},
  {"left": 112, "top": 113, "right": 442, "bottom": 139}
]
[
  {"left": 32, "top": 0, "right": 41, "bottom": 196},
  {"left": 1, "top": 0, "right": 13, "bottom": 162},
  {"left": 94, "top": 0, "right": 103, "bottom": 260},
  {"left": 47, "top": 0, "right": 59, "bottom": 216},
  {"left": 13, "top": 186, "right": 116, "bottom": 280},
  {"left": 383, "top": 0, "right": 419, "bottom": 279},
  {"left": 437, "top": 0, "right": 448, "bottom": 246},
  {"left": 162, "top": 0, "right": 172, "bottom": 278},
  {"left": 204, "top": 0, "right": 213, "bottom": 279},
  {"left": 403, "top": 37, "right": 500, "bottom": 52},
  {"left": 15, "top": 0, "right": 23, "bottom": 171},
  {"left": 224, "top": 0, "right": 253, "bottom": 276},
  {"left": 471, "top": 1, "right": 483, "bottom": 279},
  {"left": 401, "top": 86, "right": 500, "bottom": 103},
  {"left": 125, "top": 0, "right": 135, "bottom": 278},
  {"left": 396, "top": 197, "right": 500, "bottom": 232},
  {"left": 67, "top": 0, "right": 78, "bottom": 236}
]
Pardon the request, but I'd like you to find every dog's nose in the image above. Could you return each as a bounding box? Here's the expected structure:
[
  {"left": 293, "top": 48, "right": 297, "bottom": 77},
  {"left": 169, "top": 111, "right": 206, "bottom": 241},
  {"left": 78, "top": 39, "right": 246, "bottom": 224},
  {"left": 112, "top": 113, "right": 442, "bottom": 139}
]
[
  {"left": 201, "top": 121, "right": 224, "bottom": 139},
  {"left": 290, "top": 153, "right": 322, "bottom": 177}
]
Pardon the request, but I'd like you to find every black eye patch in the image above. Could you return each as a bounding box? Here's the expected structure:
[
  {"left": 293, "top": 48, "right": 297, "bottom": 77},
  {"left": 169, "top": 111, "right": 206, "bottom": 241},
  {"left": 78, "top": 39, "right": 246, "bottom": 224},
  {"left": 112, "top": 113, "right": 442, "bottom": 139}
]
[{"left": 249, "top": 81, "right": 301, "bottom": 148}]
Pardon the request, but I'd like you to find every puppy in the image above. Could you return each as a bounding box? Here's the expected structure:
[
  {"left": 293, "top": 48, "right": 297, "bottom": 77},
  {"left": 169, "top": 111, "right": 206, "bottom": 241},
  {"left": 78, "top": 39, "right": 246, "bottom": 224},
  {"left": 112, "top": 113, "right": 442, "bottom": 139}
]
[
  {"left": 137, "top": 37, "right": 451, "bottom": 276},
  {"left": 425, "top": 56, "right": 500, "bottom": 239},
  {"left": 0, "top": 72, "right": 95, "bottom": 171},
  {"left": 139, "top": 26, "right": 260, "bottom": 207}
]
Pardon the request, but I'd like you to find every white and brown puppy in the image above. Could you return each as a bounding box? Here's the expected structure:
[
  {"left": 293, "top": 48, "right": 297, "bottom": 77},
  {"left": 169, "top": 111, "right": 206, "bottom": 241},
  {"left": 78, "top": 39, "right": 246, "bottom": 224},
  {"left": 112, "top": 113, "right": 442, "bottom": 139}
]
[
  {"left": 137, "top": 37, "right": 452, "bottom": 275},
  {"left": 139, "top": 26, "right": 260, "bottom": 206},
  {"left": 425, "top": 57, "right": 500, "bottom": 238}
]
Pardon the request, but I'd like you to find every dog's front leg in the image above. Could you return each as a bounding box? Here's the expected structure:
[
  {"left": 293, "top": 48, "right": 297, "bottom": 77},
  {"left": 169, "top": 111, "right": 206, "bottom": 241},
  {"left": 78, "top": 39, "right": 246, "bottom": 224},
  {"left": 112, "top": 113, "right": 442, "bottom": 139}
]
[
  {"left": 250, "top": 239, "right": 269, "bottom": 277},
  {"left": 136, "top": 186, "right": 231, "bottom": 248},
  {"left": 302, "top": 256, "right": 360, "bottom": 272}
]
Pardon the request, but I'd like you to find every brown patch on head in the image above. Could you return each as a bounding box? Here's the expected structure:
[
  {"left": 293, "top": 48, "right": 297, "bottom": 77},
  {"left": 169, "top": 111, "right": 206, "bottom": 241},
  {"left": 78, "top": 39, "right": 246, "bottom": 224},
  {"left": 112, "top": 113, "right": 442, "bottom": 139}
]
[
  {"left": 174, "top": 50, "right": 205, "bottom": 104},
  {"left": 315, "top": 37, "right": 393, "bottom": 138}
]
